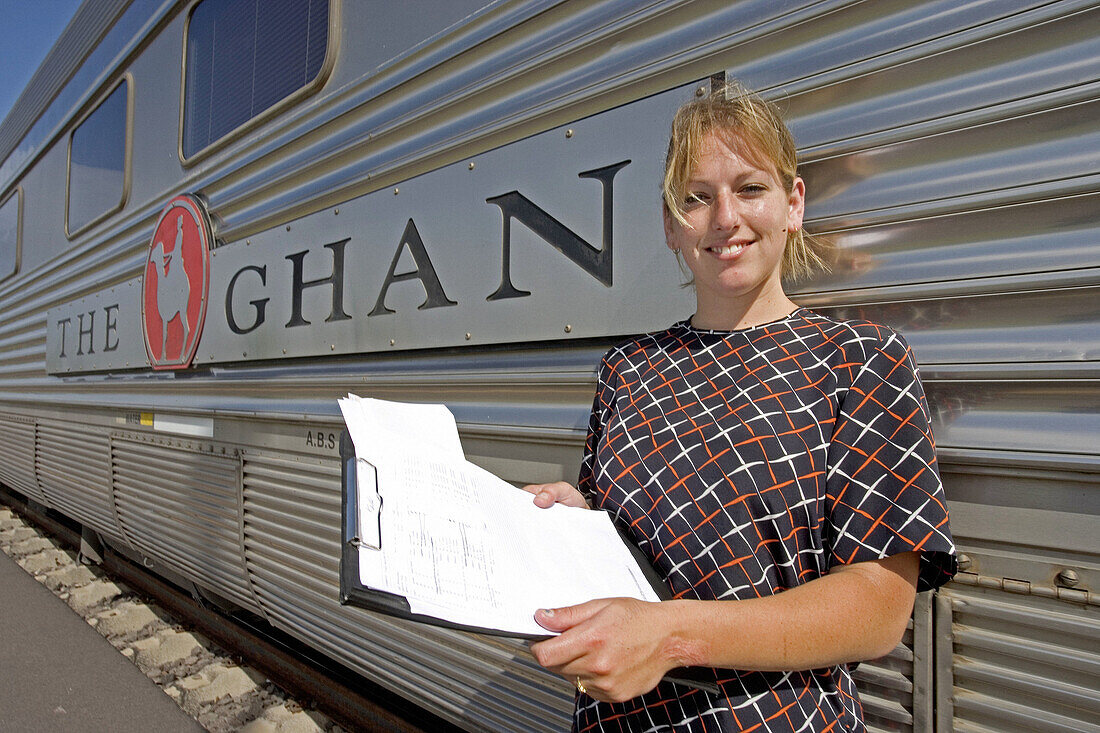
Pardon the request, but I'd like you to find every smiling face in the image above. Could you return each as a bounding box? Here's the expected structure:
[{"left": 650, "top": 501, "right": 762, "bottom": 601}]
[{"left": 664, "top": 130, "right": 805, "bottom": 330}]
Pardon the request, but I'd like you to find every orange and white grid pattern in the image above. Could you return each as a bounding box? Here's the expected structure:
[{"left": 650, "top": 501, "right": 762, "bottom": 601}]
[{"left": 575, "top": 310, "right": 955, "bottom": 733}]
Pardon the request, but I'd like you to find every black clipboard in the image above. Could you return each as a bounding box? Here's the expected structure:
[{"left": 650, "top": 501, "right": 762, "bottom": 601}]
[{"left": 337, "top": 430, "right": 722, "bottom": 693}]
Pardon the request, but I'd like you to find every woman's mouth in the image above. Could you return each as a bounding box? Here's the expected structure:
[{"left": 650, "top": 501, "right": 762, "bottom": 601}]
[{"left": 705, "top": 242, "right": 748, "bottom": 257}]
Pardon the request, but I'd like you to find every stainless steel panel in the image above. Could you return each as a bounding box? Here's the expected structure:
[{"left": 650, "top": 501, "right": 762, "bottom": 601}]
[
  {"left": 0, "top": 413, "right": 42, "bottom": 502},
  {"left": 240, "top": 449, "right": 572, "bottom": 732},
  {"left": 785, "top": 2, "right": 1100, "bottom": 153},
  {"left": 34, "top": 418, "right": 120, "bottom": 539},
  {"left": 0, "top": 0, "right": 1096, "bottom": 729},
  {"left": 110, "top": 433, "right": 260, "bottom": 613},
  {"left": 793, "top": 194, "right": 1100, "bottom": 300},
  {"left": 938, "top": 584, "right": 1100, "bottom": 732},
  {"left": 812, "top": 286, "right": 1100, "bottom": 368},
  {"left": 802, "top": 97, "right": 1099, "bottom": 227}
]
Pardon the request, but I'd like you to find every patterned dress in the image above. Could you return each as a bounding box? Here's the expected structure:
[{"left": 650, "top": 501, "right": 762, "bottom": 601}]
[{"left": 574, "top": 309, "right": 956, "bottom": 733}]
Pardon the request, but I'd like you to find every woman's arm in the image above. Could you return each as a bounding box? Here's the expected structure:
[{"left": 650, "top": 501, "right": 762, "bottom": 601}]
[{"left": 529, "top": 550, "right": 920, "bottom": 703}]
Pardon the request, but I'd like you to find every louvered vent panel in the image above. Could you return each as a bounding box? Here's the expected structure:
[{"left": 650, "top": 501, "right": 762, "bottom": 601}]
[
  {"left": 34, "top": 419, "right": 119, "bottom": 538},
  {"left": 0, "top": 414, "right": 43, "bottom": 502},
  {"left": 241, "top": 451, "right": 572, "bottom": 733},
  {"left": 940, "top": 584, "right": 1100, "bottom": 733},
  {"left": 853, "top": 626, "right": 917, "bottom": 733},
  {"left": 111, "top": 436, "right": 259, "bottom": 614}
]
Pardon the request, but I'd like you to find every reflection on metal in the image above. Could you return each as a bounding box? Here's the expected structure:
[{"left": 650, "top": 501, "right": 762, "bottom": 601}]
[{"left": 0, "top": 0, "right": 1097, "bottom": 730}]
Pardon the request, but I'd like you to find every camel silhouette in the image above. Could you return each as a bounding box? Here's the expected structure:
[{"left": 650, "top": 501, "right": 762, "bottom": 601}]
[{"left": 150, "top": 215, "right": 191, "bottom": 360}]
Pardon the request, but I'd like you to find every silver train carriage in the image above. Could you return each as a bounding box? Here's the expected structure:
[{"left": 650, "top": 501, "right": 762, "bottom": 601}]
[{"left": 0, "top": 0, "right": 1096, "bottom": 730}]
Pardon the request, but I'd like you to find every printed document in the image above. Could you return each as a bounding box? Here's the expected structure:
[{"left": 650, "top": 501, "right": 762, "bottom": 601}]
[{"left": 338, "top": 394, "right": 661, "bottom": 636}]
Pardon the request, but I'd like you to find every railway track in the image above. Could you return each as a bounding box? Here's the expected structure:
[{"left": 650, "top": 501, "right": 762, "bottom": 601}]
[{"left": 0, "top": 487, "right": 460, "bottom": 733}]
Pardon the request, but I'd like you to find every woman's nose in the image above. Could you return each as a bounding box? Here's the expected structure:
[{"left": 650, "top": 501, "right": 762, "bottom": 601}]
[{"left": 712, "top": 192, "right": 739, "bottom": 230}]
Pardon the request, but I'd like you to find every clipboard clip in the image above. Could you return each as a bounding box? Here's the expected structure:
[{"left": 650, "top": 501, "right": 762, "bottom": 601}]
[{"left": 350, "top": 457, "right": 383, "bottom": 551}]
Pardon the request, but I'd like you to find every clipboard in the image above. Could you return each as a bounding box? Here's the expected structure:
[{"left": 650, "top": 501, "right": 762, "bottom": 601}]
[{"left": 337, "top": 430, "right": 722, "bottom": 694}]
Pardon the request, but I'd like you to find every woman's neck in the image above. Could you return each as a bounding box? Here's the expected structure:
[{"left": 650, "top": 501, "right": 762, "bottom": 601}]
[{"left": 690, "top": 287, "right": 799, "bottom": 331}]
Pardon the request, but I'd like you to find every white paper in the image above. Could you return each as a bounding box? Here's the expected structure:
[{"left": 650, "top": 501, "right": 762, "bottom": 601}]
[{"left": 338, "top": 394, "right": 660, "bottom": 636}]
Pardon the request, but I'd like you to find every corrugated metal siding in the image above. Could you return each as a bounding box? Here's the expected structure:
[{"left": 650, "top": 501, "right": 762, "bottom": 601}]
[
  {"left": 0, "top": 0, "right": 1093, "bottom": 730},
  {"left": 110, "top": 434, "right": 260, "bottom": 614},
  {"left": 936, "top": 584, "right": 1100, "bottom": 732},
  {"left": 0, "top": 413, "right": 43, "bottom": 502},
  {"left": 34, "top": 417, "right": 119, "bottom": 539},
  {"left": 853, "top": 589, "right": 933, "bottom": 733},
  {"left": 240, "top": 450, "right": 573, "bottom": 732}
]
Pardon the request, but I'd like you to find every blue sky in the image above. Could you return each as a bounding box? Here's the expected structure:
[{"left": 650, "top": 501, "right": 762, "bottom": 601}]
[{"left": 0, "top": 0, "right": 84, "bottom": 127}]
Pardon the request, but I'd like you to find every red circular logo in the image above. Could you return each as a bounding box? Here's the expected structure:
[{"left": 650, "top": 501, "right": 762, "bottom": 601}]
[{"left": 141, "top": 195, "right": 212, "bottom": 369}]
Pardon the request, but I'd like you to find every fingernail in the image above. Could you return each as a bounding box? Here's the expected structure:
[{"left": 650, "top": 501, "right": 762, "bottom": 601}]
[{"left": 539, "top": 608, "right": 554, "bottom": 617}]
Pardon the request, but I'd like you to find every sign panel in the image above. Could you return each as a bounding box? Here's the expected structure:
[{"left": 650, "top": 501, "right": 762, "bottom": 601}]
[{"left": 47, "top": 84, "right": 698, "bottom": 374}]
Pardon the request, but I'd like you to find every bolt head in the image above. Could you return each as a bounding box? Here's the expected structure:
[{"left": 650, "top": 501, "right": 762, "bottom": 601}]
[{"left": 1056, "top": 568, "right": 1080, "bottom": 588}]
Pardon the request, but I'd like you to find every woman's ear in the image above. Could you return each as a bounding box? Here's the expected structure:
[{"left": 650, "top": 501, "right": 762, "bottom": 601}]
[
  {"left": 662, "top": 206, "right": 677, "bottom": 251},
  {"left": 787, "top": 177, "right": 806, "bottom": 232}
]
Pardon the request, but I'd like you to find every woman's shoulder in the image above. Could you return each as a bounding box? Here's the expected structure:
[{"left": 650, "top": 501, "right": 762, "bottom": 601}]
[
  {"left": 595, "top": 321, "right": 692, "bottom": 375},
  {"left": 795, "top": 309, "right": 912, "bottom": 357},
  {"left": 603, "top": 321, "right": 690, "bottom": 356},
  {"left": 795, "top": 310, "right": 921, "bottom": 393}
]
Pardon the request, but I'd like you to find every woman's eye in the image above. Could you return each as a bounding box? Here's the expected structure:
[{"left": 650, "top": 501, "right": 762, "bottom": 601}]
[
  {"left": 741, "top": 183, "right": 768, "bottom": 195},
  {"left": 684, "top": 192, "right": 709, "bottom": 207}
]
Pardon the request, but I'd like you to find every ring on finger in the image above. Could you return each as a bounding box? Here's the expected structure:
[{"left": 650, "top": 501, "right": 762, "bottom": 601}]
[{"left": 575, "top": 676, "right": 587, "bottom": 695}]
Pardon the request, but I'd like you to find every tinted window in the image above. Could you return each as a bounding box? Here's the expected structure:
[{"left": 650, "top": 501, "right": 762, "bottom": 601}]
[
  {"left": 68, "top": 81, "right": 129, "bottom": 235},
  {"left": 0, "top": 190, "right": 19, "bottom": 280},
  {"left": 183, "top": 0, "right": 329, "bottom": 158}
]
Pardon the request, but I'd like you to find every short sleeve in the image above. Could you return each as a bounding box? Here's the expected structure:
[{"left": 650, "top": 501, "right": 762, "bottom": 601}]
[
  {"left": 825, "top": 327, "right": 956, "bottom": 592},
  {"left": 577, "top": 350, "right": 620, "bottom": 505}
]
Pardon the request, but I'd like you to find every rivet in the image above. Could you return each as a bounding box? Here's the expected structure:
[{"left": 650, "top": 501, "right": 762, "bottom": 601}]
[
  {"left": 465, "top": 332, "right": 472, "bottom": 340},
  {"left": 282, "top": 349, "right": 287, "bottom": 354},
  {"left": 1057, "top": 568, "right": 1080, "bottom": 588},
  {"left": 285, "top": 225, "right": 291, "bottom": 231},
  {"left": 389, "top": 339, "right": 395, "bottom": 346},
  {"left": 330, "top": 344, "right": 335, "bottom": 350},
  {"left": 696, "top": 86, "right": 707, "bottom": 97},
  {"left": 565, "top": 129, "right": 574, "bottom": 138},
  {"left": 334, "top": 208, "right": 340, "bottom": 215},
  {"left": 564, "top": 324, "right": 573, "bottom": 333},
  {"left": 243, "top": 352, "right": 247, "bottom": 357},
  {"left": 246, "top": 240, "right": 251, "bottom": 245},
  {"left": 957, "top": 554, "right": 972, "bottom": 571},
  {"left": 468, "top": 162, "right": 475, "bottom": 170},
  {"left": 393, "top": 187, "right": 400, "bottom": 195}
]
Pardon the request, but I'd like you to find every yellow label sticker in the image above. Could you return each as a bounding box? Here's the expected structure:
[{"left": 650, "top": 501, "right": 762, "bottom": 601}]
[{"left": 140, "top": 412, "right": 154, "bottom": 426}]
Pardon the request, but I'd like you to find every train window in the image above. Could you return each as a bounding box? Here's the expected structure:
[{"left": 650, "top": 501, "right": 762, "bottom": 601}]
[
  {"left": 0, "top": 188, "right": 20, "bottom": 281},
  {"left": 66, "top": 78, "right": 131, "bottom": 238},
  {"left": 181, "top": 0, "right": 332, "bottom": 161}
]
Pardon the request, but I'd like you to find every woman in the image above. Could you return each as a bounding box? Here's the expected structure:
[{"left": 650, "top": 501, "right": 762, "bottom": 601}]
[{"left": 524, "top": 82, "right": 956, "bottom": 732}]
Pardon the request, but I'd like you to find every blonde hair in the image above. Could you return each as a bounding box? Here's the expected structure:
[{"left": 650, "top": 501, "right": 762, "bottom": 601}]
[{"left": 662, "top": 81, "right": 828, "bottom": 281}]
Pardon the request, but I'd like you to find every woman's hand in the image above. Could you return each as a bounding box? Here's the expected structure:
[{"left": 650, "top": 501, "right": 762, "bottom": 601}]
[
  {"left": 521, "top": 481, "right": 588, "bottom": 509},
  {"left": 529, "top": 598, "right": 679, "bottom": 702}
]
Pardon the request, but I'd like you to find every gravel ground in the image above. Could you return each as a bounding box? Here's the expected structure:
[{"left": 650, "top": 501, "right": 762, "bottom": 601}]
[{"left": 0, "top": 504, "right": 350, "bottom": 733}]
